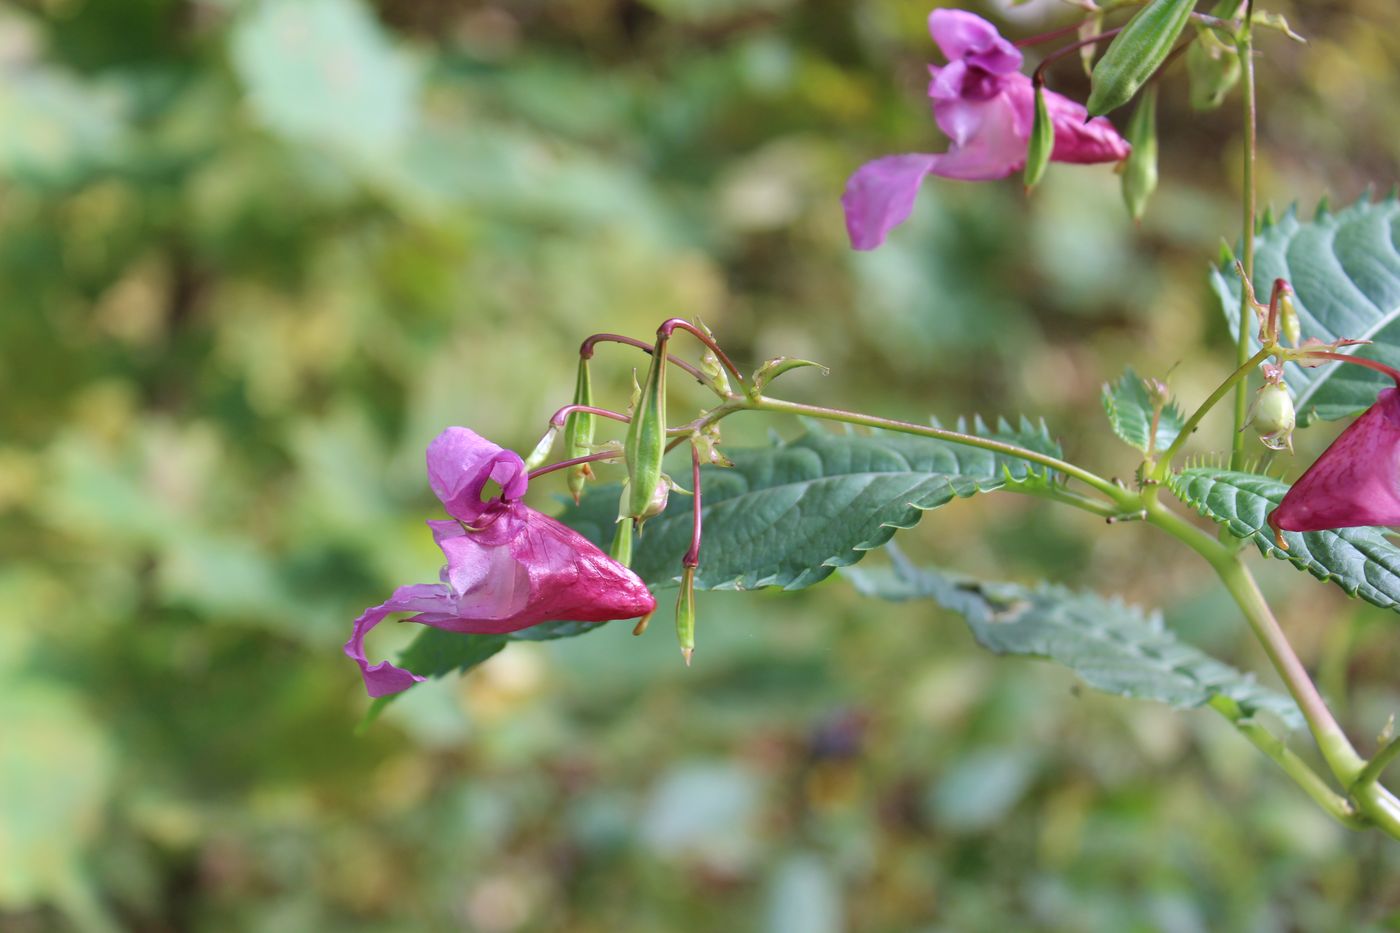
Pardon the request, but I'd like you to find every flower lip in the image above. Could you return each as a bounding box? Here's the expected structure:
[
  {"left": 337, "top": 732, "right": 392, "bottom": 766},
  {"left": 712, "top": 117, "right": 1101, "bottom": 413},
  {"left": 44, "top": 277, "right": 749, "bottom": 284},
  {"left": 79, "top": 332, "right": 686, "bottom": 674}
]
[
  {"left": 1269, "top": 387, "right": 1400, "bottom": 535},
  {"left": 427, "top": 426, "right": 529, "bottom": 524},
  {"left": 928, "top": 8, "right": 1023, "bottom": 75}
]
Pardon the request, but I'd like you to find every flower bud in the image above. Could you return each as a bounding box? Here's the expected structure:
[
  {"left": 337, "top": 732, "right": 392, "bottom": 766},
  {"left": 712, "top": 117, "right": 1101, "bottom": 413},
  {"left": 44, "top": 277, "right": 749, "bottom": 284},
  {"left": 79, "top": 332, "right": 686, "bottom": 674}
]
[
  {"left": 1186, "top": 25, "right": 1241, "bottom": 111},
  {"left": 1252, "top": 383, "right": 1296, "bottom": 452},
  {"left": 639, "top": 474, "right": 671, "bottom": 522},
  {"left": 1087, "top": 0, "right": 1197, "bottom": 116},
  {"left": 522, "top": 425, "right": 558, "bottom": 472},
  {"left": 695, "top": 320, "right": 732, "bottom": 396},
  {"left": 675, "top": 564, "right": 696, "bottom": 666},
  {"left": 1121, "top": 85, "right": 1158, "bottom": 222},
  {"left": 1278, "top": 292, "right": 1301, "bottom": 347},
  {"left": 564, "top": 357, "right": 595, "bottom": 503},
  {"left": 1023, "top": 83, "right": 1054, "bottom": 193},
  {"left": 622, "top": 335, "right": 669, "bottom": 528}
]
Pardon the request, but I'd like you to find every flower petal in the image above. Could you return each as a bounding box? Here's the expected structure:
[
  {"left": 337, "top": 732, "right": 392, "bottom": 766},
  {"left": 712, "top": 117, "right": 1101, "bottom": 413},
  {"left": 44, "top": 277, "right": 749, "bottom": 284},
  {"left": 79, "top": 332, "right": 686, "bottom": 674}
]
[
  {"left": 928, "top": 9, "right": 1021, "bottom": 74},
  {"left": 1271, "top": 388, "right": 1400, "bottom": 532},
  {"left": 426, "top": 427, "right": 528, "bottom": 524},
  {"left": 841, "top": 154, "right": 940, "bottom": 251},
  {"left": 928, "top": 90, "right": 1026, "bottom": 180},
  {"left": 343, "top": 583, "right": 452, "bottom": 697},
  {"left": 1040, "top": 84, "right": 1132, "bottom": 164}
]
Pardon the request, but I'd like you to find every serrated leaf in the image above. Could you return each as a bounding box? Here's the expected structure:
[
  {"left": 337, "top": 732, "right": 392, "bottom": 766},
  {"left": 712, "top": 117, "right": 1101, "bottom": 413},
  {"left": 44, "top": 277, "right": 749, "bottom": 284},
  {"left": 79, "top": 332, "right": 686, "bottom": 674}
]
[
  {"left": 1212, "top": 196, "right": 1400, "bottom": 423},
  {"left": 844, "top": 550, "right": 1303, "bottom": 730},
  {"left": 1169, "top": 467, "right": 1400, "bottom": 611},
  {"left": 558, "top": 418, "right": 1063, "bottom": 591},
  {"left": 373, "top": 419, "right": 1063, "bottom": 706},
  {"left": 1101, "top": 366, "right": 1184, "bottom": 454}
]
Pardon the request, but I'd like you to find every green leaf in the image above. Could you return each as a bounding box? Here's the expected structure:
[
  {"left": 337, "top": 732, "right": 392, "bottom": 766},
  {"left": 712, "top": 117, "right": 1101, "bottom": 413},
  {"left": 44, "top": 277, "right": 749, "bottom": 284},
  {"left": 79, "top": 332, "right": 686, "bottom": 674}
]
[
  {"left": 374, "top": 419, "right": 1062, "bottom": 708},
  {"left": 560, "top": 418, "right": 1064, "bottom": 591},
  {"left": 1101, "top": 365, "right": 1183, "bottom": 454},
  {"left": 844, "top": 549, "right": 1304, "bottom": 730},
  {"left": 1212, "top": 195, "right": 1400, "bottom": 423},
  {"left": 1169, "top": 467, "right": 1400, "bottom": 611}
]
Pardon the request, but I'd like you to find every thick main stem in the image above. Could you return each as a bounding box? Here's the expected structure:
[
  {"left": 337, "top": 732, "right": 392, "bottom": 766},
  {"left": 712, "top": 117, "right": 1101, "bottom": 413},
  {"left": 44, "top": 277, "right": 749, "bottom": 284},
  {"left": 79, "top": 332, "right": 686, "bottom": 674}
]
[{"left": 1230, "top": 12, "right": 1258, "bottom": 469}]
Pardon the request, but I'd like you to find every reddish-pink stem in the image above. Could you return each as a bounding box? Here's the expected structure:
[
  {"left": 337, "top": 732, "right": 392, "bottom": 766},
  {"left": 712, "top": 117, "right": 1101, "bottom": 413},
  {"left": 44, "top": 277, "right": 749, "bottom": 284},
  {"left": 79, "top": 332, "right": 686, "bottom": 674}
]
[
  {"left": 1303, "top": 351, "right": 1400, "bottom": 386},
  {"left": 1015, "top": 20, "right": 1088, "bottom": 50},
  {"left": 527, "top": 450, "right": 620, "bottom": 481},
  {"left": 579, "top": 333, "right": 708, "bottom": 385},
  {"left": 657, "top": 318, "right": 746, "bottom": 387},
  {"left": 548, "top": 404, "right": 631, "bottom": 428},
  {"left": 684, "top": 442, "right": 702, "bottom": 568},
  {"left": 1266, "top": 278, "right": 1290, "bottom": 343}
]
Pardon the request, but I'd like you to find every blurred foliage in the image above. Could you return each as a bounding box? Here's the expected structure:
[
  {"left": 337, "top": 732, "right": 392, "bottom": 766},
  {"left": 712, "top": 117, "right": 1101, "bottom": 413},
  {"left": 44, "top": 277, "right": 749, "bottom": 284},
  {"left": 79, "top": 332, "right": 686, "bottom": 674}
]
[{"left": 4, "top": 0, "right": 1400, "bottom": 929}]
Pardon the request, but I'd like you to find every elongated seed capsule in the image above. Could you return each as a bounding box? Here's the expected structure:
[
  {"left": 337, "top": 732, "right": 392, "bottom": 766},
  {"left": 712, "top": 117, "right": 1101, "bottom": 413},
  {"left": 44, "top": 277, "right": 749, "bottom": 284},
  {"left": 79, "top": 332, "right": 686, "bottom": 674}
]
[
  {"left": 622, "top": 333, "right": 669, "bottom": 529},
  {"left": 1279, "top": 293, "right": 1301, "bottom": 347},
  {"left": 1079, "top": 10, "right": 1104, "bottom": 77},
  {"left": 1087, "top": 0, "right": 1197, "bottom": 117},
  {"left": 1121, "top": 85, "right": 1159, "bottom": 222},
  {"left": 675, "top": 565, "right": 696, "bottom": 666},
  {"left": 611, "top": 513, "right": 635, "bottom": 567},
  {"left": 564, "top": 357, "right": 595, "bottom": 503},
  {"left": 1023, "top": 83, "right": 1054, "bottom": 193}
]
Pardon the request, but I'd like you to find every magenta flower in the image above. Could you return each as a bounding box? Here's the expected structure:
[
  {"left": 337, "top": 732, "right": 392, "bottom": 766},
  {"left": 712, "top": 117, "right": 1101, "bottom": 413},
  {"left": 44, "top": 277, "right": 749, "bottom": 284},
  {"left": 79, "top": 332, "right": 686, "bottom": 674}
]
[
  {"left": 1268, "top": 388, "right": 1400, "bottom": 536},
  {"left": 842, "top": 9, "right": 1131, "bottom": 250},
  {"left": 345, "top": 427, "right": 656, "bottom": 697}
]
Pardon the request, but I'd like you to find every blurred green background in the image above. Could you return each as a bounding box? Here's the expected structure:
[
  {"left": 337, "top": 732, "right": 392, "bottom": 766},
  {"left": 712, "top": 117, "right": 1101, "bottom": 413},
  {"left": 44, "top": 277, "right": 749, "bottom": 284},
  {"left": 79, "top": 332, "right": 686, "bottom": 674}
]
[{"left": 5, "top": 0, "right": 1400, "bottom": 929}]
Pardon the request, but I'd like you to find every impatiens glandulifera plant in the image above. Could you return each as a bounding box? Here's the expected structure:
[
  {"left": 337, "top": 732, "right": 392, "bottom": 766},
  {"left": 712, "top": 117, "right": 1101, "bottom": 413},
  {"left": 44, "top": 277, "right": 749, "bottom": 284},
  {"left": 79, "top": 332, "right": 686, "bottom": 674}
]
[{"left": 355, "top": 4, "right": 1400, "bottom": 840}]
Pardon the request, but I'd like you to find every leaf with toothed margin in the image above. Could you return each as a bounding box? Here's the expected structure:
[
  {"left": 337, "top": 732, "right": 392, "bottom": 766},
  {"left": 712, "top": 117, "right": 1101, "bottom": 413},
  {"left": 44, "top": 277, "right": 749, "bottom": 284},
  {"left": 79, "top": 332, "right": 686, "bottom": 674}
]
[
  {"left": 1213, "top": 193, "right": 1400, "bottom": 424},
  {"left": 1102, "top": 365, "right": 1185, "bottom": 454},
  {"left": 1168, "top": 466, "right": 1400, "bottom": 612},
  {"left": 557, "top": 416, "right": 1064, "bottom": 591},
  {"left": 843, "top": 547, "right": 1304, "bottom": 730},
  {"left": 365, "top": 418, "right": 1064, "bottom": 714}
]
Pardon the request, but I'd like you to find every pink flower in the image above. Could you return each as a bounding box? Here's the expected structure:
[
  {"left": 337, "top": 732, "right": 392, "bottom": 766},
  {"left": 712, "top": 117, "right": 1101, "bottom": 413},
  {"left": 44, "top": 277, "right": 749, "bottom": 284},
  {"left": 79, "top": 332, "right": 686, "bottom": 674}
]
[
  {"left": 345, "top": 427, "right": 656, "bottom": 697},
  {"left": 1268, "top": 388, "right": 1400, "bottom": 535},
  {"left": 842, "top": 9, "right": 1130, "bottom": 250}
]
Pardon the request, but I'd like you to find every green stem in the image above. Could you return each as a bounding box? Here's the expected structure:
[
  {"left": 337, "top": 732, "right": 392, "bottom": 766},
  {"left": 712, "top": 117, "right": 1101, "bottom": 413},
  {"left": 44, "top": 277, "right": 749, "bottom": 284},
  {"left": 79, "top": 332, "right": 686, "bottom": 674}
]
[
  {"left": 1230, "top": 9, "right": 1258, "bottom": 469},
  {"left": 1209, "top": 696, "right": 1365, "bottom": 829},
  {"left": 750, "top": 396, "right": 1136, "bottom": 508},
  {"left": 1353, "top": 733, "right": 1400, "bottom": 794},
  {"left": 1156, "top": 346, "right": 1272, "bottom": 475}
]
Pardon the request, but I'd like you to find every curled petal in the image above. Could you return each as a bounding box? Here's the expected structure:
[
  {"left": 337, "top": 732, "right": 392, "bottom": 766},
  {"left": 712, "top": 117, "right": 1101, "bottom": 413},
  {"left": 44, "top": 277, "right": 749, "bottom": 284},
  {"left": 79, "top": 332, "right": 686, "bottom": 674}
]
[
  {"left": 927, "top": 90, "right": 1026, "bottom": 180},
  {"left": 1270, "top": 388, "right": 1400, "bottom": 533},
  {"left": 426, "top": 427, "right": 528, "bottom": 524},
  {"left": 928, "top": 9, "right": 1021, "bottom": 75},
  {"left": 841, "top": 155, "right": 940, "bottom": 251},
  {"left": 1033, "top": 81, "right": 1132, "bottom": 164},
  {"left": 343, "top": 584, "right": 452, "bottom": 697}
]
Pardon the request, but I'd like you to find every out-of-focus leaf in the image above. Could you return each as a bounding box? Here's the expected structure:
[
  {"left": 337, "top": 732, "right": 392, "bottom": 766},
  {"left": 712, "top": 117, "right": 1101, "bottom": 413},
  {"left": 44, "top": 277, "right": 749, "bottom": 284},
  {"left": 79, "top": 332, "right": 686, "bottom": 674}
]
[
  {"left": 1101, "top": 365, "right": 1184, "bottom": 454},
  {"left": 1213, "top": 195, "right": 1400, "bottom": 423},
  {"left": 0, "top": 680, "right": 114, "bottom": 911},
  {"left": 845, "top": 549, "right": 1304, "bottom": 729},
  {"left": 1170, "top": 467, "right": 1400, "bottom": 612},
  {"left": 230, "top": 0, "right": 420, "bottom": 168},
  {"left": 0, "top": 66, "right": 127, "bottom": 187}
]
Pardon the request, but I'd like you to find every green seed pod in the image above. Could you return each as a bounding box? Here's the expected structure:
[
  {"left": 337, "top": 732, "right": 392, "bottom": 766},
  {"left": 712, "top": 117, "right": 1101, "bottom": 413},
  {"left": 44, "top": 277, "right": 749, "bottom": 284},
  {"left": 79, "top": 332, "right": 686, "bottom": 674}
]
[
  {"left": 1186, "top": 25, "right": 1241, "bottom": 111},
  {"left": 1253, "top": 383, "right": 1296, "bottom": 452},
  {"left": 1079, "top": 11, "right": 1104, "bottom": 77},
  {"left": 622, "top": 335, "right": 669, "bottom": 528},
  {"left": 1087, "top": 0, "right": 1197, "bottom": 117},
  {"left": 564, "top": 357, "right": 595, "bottom": 503},
  {"left": 1023, "top": 83, "right": 1054, "bottom": 193},
  {"left": 1121, "top": 85, "right": 1159, "bottom": 222},
  {"left": 675, "top": 565, "right": 696, "bottom": 666},
  {"left": 610, "top": 513, "right": 635, "bottom": 567},
  {"left": 521, "top": 425, "right": 558, "bottom": 472}
]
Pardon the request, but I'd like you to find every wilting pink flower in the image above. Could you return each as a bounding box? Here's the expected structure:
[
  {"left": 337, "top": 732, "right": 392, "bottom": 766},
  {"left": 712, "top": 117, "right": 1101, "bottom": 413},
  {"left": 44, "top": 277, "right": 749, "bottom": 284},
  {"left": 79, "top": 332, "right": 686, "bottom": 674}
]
[
  {"left": 842, "top": 9, "right": 1130, "bottom": 250},
  {"left": 1268, "top": 388, "right": 1400, "bottom": 536},
  {"left": 345, "top": 427, "right": 656, "bottom": 697}
]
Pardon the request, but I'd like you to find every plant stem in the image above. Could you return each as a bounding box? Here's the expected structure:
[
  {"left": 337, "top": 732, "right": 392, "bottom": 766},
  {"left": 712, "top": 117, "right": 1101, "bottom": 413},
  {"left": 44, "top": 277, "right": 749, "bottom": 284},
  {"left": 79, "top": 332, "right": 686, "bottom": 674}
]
[
  {"left": 1208, "top": 696, "right": 1365, "bottom": 828},
  {"left": 1354, "top": 733, "right": 1400, "bottom": 793},
  {"left": 750, "top": 395, "right": 1137, "bottom": 508},
  {"left": 1155, "top": 346, "right": 1272, "bottom": 474},
  {"left": 1230, "top": 8, "right": 1258, "bottom": 469}
]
